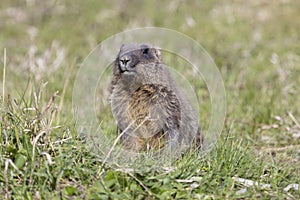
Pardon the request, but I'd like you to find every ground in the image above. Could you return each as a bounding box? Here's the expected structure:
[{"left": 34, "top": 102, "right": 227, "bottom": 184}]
[{"left": 0, "top": 0, "right": 299, "bottom": 199}]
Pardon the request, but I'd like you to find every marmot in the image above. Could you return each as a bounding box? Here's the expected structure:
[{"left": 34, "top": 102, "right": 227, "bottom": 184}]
[{"left": 110, "top": 43, "right": 201, "bottom": 154}]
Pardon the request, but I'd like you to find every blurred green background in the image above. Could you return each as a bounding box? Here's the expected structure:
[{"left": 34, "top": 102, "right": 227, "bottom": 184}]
[{"left": 1, "top": 0, "right": 299, "bottom": 199}]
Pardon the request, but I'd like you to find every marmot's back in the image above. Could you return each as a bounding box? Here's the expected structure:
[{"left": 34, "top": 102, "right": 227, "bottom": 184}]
[{"left": 110, "top": 43, "right": 201, "bottom": 153}]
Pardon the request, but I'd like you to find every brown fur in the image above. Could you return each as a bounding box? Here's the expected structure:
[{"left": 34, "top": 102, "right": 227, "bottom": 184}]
[{"left": 110, "top": 43, "right": 201, "bottom": 153}]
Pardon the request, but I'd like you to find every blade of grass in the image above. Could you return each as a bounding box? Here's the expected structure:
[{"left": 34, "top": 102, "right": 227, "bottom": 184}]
[
  {"left": 57, "top": 58, "right": 76, "bottom": 124},
  {"left": 2, "top": 48, "right": 6, "bottom": 107}
]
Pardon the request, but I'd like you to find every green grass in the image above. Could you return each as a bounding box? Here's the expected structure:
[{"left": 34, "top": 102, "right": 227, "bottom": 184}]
[{"left": 1, "top": 0, "right": 300, "bottom": 199}]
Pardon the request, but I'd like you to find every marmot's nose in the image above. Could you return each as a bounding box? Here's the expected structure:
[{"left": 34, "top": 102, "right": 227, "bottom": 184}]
[{"left": 119, "top": 55, "right": 131, "bottom": 71}]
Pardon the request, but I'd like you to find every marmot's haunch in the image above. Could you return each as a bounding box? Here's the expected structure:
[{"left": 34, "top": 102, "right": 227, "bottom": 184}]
[{"left": 110, "top": 43, "right": 201, "bottom": 153}]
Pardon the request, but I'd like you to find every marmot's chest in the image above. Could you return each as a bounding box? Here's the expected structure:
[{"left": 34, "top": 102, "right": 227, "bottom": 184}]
[
  {"left": 112, "top": 84, "right": 181, "bottom": 136},
  {"left": 128, "top": 84, "right": 180, "bottom": 125}
]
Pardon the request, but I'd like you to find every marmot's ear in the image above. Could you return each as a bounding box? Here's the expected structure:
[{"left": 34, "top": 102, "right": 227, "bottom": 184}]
[{"left": 153, "top": 47, "right": 163, "bottom": 62}]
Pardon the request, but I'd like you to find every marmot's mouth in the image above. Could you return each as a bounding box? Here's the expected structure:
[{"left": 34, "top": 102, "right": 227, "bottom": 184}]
[
  {"left": 122, "top": 71, "right": 136, "bottom": 75},
  {"left": 119, "top": 64, "right": 137, "bottom": 74},
  {"left": 119, "top": 65, "right": 127, "bottom": 73}
]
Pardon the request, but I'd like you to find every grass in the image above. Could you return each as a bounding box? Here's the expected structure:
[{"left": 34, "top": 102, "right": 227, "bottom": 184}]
[{"left": 1, "top": 0, "right": 300, "bottom": 199}]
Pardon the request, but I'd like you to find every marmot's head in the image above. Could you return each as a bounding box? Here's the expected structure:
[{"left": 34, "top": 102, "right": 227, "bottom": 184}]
[
  {"left": 112, "top": 43, "right": 163, "bottom": 85},
  {"left": 116, "top": 43, "right": 162, "bottom": 73}
]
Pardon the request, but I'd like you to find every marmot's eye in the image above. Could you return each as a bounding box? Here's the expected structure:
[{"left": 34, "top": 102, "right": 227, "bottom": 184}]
[{"left": 142, "top": 48, "right": 149, "bottom": 55}]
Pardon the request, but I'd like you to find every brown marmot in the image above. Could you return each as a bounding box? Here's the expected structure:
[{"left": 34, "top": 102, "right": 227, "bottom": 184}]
[{"left": 110, "top": 43, "right": 201, "bottom": 154}]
